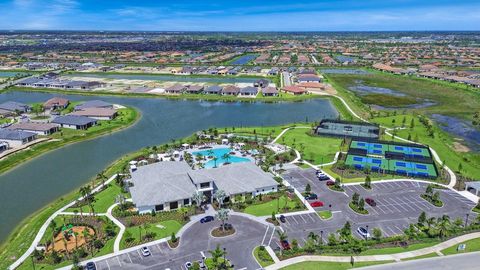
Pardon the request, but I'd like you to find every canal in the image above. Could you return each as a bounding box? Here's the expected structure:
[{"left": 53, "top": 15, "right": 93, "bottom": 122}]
[{"left": 0, "top": 91, "right": 338, "bottom": 243}]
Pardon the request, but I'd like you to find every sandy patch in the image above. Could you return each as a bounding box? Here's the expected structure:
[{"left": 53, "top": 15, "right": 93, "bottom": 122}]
[
  {"left": 48, "top": 226, "right": 95, "bottom": 253},
  {"left": 453, "top": 141, "right": 470, "bottom": 152}
]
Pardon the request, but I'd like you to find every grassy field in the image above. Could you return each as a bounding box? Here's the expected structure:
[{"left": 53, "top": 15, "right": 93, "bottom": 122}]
[
  {"left": 279, "top": 128, "right": 344, "bottom": 164},
  {"left": 359, "top": 241, "right": 441, "bottom": 256},
  {"left": 120, "top": 220, "right": 183, "bottom": 250},
  {"left": 317, "top": 210, "right": 332, "bottom": 220},
  {"left": 0, "top": 107, "right": 139, "bottom": 175},
  {"left": 326, "top": 72, "right": 480, "bottom": 120},
  {"left": 402, "top": 252, "right": 438, "bottom": 261},
  {"left": 440, "top": 237, "right": 480, "bottom": 255},
  {"left": 244, "top": 196, "right": 299, "bottom": 217},
  {"left": 281, "top": 260, "right": 393, "bottom": 270},
  {"left": 371, "top": 114, "right": 480, "bottom": 179},
  {"left": 66, "top": 182, "right": 128, "bottom": 214}
]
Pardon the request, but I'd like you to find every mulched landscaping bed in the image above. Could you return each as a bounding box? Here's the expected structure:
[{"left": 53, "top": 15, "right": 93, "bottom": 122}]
[{"left": 211, "top": 227, "right": 236, "bottom": 237}]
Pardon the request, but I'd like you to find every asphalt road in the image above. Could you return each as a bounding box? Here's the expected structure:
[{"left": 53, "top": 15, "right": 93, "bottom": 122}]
[
  {"left": 355, "top": 251, "right": 480, "bottom": 270},
  {"left": 94, "top": 215, "right": 268, "bottom": 270}
]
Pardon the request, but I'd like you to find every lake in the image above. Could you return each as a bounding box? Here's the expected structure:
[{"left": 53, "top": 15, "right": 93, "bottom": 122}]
[
  {"left": 0, "top": 71, "right": 27, "bottom": 77},
  {"left": 230, "top": 54, "right": 258, "bottom": 65},
  {"left": 0, "top": 91, "right": 338, "bottom": 243},
  {"left": 66, "top": 73, "right": 265, "bottom": 84}
]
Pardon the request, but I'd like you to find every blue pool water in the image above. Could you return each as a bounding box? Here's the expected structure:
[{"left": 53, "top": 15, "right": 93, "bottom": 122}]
[{"left": 192, "top": 147, "right": 251, "bottom": 168}]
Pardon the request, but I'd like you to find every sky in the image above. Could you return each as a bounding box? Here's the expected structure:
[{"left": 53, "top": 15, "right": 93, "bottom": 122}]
[{"left": 0, "top": 0, "right": 479, "bottom": 31}]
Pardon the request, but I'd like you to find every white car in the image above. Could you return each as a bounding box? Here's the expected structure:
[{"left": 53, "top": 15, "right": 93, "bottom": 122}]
[
  {"left": 357, "top": 227, "right": 370, "bottom": 239},
  {"left": 140, "top": 246, "right": 151, "bottom": 257}
]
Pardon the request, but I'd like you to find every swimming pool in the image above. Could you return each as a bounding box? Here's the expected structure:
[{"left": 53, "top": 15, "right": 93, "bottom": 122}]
[{"left": 192, "top": 147, "right": 251, "bottom": 168}]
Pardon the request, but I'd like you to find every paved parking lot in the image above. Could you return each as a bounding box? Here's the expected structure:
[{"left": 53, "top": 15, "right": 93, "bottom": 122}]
[
  {"left": 93, "top": 215, "right": 268, "bottom": 270},
  {"left": 276, "top": 167, "right": 477, "bottom": 245}
]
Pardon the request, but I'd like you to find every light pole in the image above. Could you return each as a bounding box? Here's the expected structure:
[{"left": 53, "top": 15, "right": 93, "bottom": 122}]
[
  {"left": 223, "top": 247, "right": 227, "bottom": 269},
  {"left": 320, "top": 230, "right": 324, "bottom": 244},
  {"left": 465, "top": 213, "right": 470, "bottom": 227},
  {"left": 365, "top": 225, "right": 369, "bottom": 241}
]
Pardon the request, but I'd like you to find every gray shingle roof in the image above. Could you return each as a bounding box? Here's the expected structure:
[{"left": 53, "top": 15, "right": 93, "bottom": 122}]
[
  {"left": 0, "top": 129, "right": 36, "bottom": 140},
  {"left": 74, "top": 100, "right": 113, "bottom": 110},
  {"left": 52, "top": 115, "right": 97, "bottom": 126},
  {"left": 205, "top": 85, "right": 223, "bottom": 93},
  {"left": 0, "top": 101, "right": 30, "bottom": 112}
]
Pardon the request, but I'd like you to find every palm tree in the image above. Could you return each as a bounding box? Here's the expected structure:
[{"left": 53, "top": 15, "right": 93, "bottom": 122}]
[
  {"left": 277, "top": 230, "right": 288, "bottom": 242},
  {"left": 307, "top": 232, "right": 319, "bottom": 245},
  {"left": 49, "top": 220, "right": 57, "bottom": 252},
  {"left": 214, "top": 189, "right": 226, "bottom": 207},
  {"left": 79, "top": 185, "right": 95, "bottom": 215},
  {"left": 208, "top": 244, "right": 226, "bottom": 268},
  {"left": 437, "top": 215, "right": 451, "bottom": 239},
  {"left": 82, "top": 228, "right": 91, "bottom": 255},
  {"left": 216, "top": 208, "right": 229, "bottom": 231},
  {"left": 178, "top": 207, "right": 189, "bottom": 221},
  {"left": 73, "top": 231, "right": 79, "bottom": 249},
  {"left": 192, "top": 191, "right": 206, "bottom": 210},
  {"left": 213, "top": 157, "right": 219, "bottom": 168},
  {"left": 222, "top": 153, "right": 231, "bottom": 163}
]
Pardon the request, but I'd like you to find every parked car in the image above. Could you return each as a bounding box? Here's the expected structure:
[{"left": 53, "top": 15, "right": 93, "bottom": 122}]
[
  {"left": 85, "top": 262, "right": 96, "bottom": 270},
  {"left": 326, "top": 180, "right": 335, "bottom": 186},
  {"left": 365, "top": 198, "right": 376, "bottom": 207},
  {"left": 304, "top": 193, "right": 318, "bottom": 200},
  {"left": 141, "top": 246, "right": 151, "bottom": 257},
  {"left": 200, "top": 215, "right": 214, "bottom": 223},
  {"left": 185, "top": 262, "right": 193, "bottom": 269},
  {"left": 279, "top": 215, "right": 286, "bottom": 223},
  {"left": 197, "top": 259, "right": 207, "bottom": 269},
  {"left": 317, "top": 172, "right": 330, "bottom": 180},
  {"left": 280, "top": 240, "right": 291, "bottom": 250},
  {"left": 357, "top": 227, "right": 370, "bottom": 239},
  {"left": 309, "top": 201, "right": 324, "bottom": 207}
]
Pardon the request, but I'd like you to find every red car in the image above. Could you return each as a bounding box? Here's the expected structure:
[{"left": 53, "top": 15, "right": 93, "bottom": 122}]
[
  {"left": 309, "top": 201, "right": 324, "bottom": 207},
  {"left": 365, "top": 198, "right": 376, "bottom": 207},
  {"left": 326, "top": 180, "right": 335, "bottom": 186},
  {"left": 280, "top": 240, "right": 291, "bottom": 250}
]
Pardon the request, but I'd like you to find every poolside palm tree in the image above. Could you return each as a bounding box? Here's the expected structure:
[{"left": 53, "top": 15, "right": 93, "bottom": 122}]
[
  {"left": 213, "top": 157, "right": 219, "bottom": 168},
  {"left": 216, "top": 208, "right": 229, "bottom": 231},
  {"left": 207, "top": 149, "right": 214, "bottom": 157},
  {"left": 222, "top": 153, "right": 231, "bottom": 165}
]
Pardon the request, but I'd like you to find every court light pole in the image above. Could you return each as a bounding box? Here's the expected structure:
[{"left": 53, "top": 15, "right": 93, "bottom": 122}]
[
  {"left": 365, "top": 225, "right": 369, "bottom": 241},
  {"left": 465, "top": 213, "right": 470, "bottom": 227},
  {"left": 320, "top": 230, "right": 324, "bottom": 244}
]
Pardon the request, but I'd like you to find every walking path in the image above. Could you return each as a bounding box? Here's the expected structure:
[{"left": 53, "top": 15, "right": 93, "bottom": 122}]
[
  {"left": 9, "top": 174, "right": 119, "bottom": 270},
  {"left": 107, "top": 203, "right": 125, "bottom": 253},
  {"left": 264, "top": 232, "right": 480, "bottom": 270}
]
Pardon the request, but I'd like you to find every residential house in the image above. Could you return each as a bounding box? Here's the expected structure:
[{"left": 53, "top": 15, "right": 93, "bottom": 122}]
[
  {"left": 43, "top": 97, "right": 69, "bottom": 111},
  {"left": 0, "top": 129, "right": 37, "bottom": 147},
  {"left": 221, "top": 85, "right": 240, "bottom": 96},
  {"left": 0, "top": 101, "right": 31, "bottom": 113},
  {"left": 283, "top": 86, "right": 307, "bottom": 95},
  {"left": 70, "top": 108, "right": 117, "bottom": 120},
  {"left": 8, "top": 122, "right": 59, "bottom": 135},
  {"left": 254, "top": 79, "right": 269, "bottom": 88},
  {"left": 204, "top": 85, "right": 223, "bottom": 95},
  {"left": 165, "top": 84, "right": 186, "bottom": 94},
  {"left": 74, "top": 100, "right": 113, "bottom": 111},
  {"left": 184, "top": 85, "right": 204, "bottom": 94},
  {"left": 261, "top": 87, "right": 279, "bottom": 96},
  {"left": 52, "top": 115, "right": 97, "bottom": 130},
  {"left": 239, "top": 86, "right": 258, "bottom": 97}
]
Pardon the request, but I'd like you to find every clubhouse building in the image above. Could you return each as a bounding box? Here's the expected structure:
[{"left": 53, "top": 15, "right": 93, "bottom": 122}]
[{"left": 129, "top": 161, "right": 278, "bottom": 213}]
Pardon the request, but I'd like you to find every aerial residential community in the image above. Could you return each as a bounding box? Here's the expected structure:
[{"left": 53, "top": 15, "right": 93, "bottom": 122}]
[{"left": 0, "top": 1, "right": 480, "bottom": 270}]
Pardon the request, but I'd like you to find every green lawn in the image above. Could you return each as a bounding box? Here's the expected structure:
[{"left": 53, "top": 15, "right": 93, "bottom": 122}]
[
  {"left": 281, "top": 260, "right": 393, "bottom": 270},
  {"left": 371, "top": 114, "right": 480, "bottom": 179},
  {"left": 279, "top": 128, "right": 343, "bottom": 164},
  {"left": 67, "top": 182, "right": 126, "bottom": 214},
  {"left": 253, "top": 246, "right": 274, "bottom": 267},
  {"left": 359, "top": 241, "right": 441, "bottom": 256},
  {"left": 120, "top": 220, "right": 183, "bottom": 249},
  {"left": 402, "top": 252, "right": 438, "bottom": 261},
  {"left": 317, "top": 210, "right": 332, "bottom": 220},
  {"left": 244, "top": 196, "right": 299, "bottom": 217},
  {"left": 440, "top": 237, "right": 480, "bottom": 255}
]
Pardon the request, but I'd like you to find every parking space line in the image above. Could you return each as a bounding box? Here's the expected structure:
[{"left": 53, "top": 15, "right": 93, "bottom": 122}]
[
  {"left": 105, "top": 259, "right": 111, "bottom": 270},
  {"left": 137, "top": 249, "right": 144, "bottom": 259},
  {"left": 387, "top": 227, "right": 397, "bottom": 235},
  {"left": 368, "top": 206, "right": 379, "bottom": 215},
  {"left": 116, "top": 257, "right": 122, "bottom": 267},
  {"left": 267, "top": 227, "right": 276, "bottom": 246},
  {"left": 299, "top": 214, "right": 307, "bottom": 223},
  {"left": 394, "top": 225, "right": 404, "bottom": 234},
  {"left": 126, "top": 252, "right": 133, "bottom": 263},
  {"left": 290, "top": 216, "right": 299, "bottom": 224}
]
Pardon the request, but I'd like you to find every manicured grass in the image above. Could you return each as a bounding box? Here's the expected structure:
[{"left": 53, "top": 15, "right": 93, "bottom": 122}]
[
  {"left": 281, "top": 260, "right": 393, "bottom": 270},
  {"left": 253, "top": 246, "right": 274, "bottom": 267},
  {"left": 67, "top": 182, "right": 127, "bottom": 214},
  {"left": 359, "top": 241, "right": 441, "bottom": 255},
  {"left": 440, "top": 237, "right": 480, "bottom": 255},
  {"left": 279, "top": 128, "right": 344, "bottom": 164},
  {"left": 372, "top": 114, "right": 480, "bottom": 179},
  {"left": 244, "top": 196, "right": 299, "bottom": 217},
  {"left": 317, "top": 210, "right": 332, "bottom": 220},
  {"left": 0, "top": 107, "right": 139, "bottom": 175},
  {"left": 402, "top": 252, "right": 438, "bottom": 261},
  {"left": 120, "top": 220, "right": 183, "bottom": 250}
]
